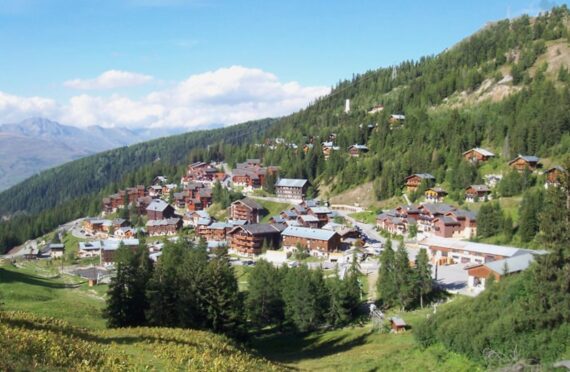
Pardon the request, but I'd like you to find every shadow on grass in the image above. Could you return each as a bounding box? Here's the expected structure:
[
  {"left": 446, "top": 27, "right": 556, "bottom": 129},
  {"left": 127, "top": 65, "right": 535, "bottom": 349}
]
[
  {"left": 250, "top": 327, "right": 373, "bottom": 365},
  {"left": 0, "top": 267, "right": 75, "bottom": 289}
]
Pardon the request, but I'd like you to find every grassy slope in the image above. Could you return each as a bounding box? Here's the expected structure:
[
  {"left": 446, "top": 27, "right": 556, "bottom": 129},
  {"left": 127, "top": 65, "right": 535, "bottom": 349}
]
[
  {"left": 0, "top": 261, "right": 480, "bottom": 371},
  {"left": 252, "top": 308, "right": 481, "bottom": 371},
  {"left": 0, "top": 311, "right": 280, "bottom": 371},
  {"left": 257, "top": 200, "right": 292, "bottom": 222},
  {"left": 0, "top": 262, "right": 106, "bottom": 329}
]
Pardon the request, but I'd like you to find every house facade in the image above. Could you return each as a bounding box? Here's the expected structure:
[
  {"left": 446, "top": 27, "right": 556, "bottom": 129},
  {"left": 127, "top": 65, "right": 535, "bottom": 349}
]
[
  {"left": 404, "top": 173, "right": 435, "bottom": 192},
  {"left": 508, "top": 155, "right": 540, "bottom": 172},
  {"left": 228, "top": 223, "right": 286, "bottom": 255},
  {"left": 230, "top": 198, "right": 265, "bottom": 224},
  {"left": 275, "top": 178, "right": 309, "bottom": 200},
  {"left": 465, "top": 185, "right": 492, "bottom": 203},
  {"left": 462, "top": 147, "right": 495, "bottom": 163},
  {"left": 282, "top": 226, "right": 341, "bottom": 255}
]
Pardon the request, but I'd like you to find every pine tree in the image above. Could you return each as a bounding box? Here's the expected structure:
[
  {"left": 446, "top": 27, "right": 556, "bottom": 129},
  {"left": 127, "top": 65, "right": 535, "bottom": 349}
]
[
  {"left": 519, "top": 189, "right": 544, "bottom": 242},
  {"left": 246, "top": 259, "right": 285, "bottom": 329},
  {"left": 203, "top": 250, "right": 245, "bottom": 339},
  {"left": 377, "top": 239, "right": 397, "bottom": 308},
  {"left": 394, "top": 242, "right": 414, "bottom": 310},
  {"left": 104, "top": 243, "right": 149, "bottom": 328},
  {"left": 327, "top": 269, "right": 351, "bottom": 327},
  {"left": 414, "top": 248, "right": 432, "bottom": 308}
]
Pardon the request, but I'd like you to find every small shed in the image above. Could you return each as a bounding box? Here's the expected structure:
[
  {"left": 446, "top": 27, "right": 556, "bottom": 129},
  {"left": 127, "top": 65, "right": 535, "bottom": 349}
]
[{"left": 390, "top": 317, "right": 407, "bottom": 333}]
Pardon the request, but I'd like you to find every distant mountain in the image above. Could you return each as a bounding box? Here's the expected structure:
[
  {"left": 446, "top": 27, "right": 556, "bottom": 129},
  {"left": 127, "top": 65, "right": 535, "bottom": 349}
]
[{"left": 0, "top": 118, "right": 184, "bottom": 191}]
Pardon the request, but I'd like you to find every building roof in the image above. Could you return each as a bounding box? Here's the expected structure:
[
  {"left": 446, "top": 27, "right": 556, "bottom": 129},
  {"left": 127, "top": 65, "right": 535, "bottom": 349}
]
[
  {"left": 270, "top": 215, "right": 286, "bottom": 223},
  {"left": 236, "top": 223, "right": 287, "bottom": 235},
  {"left": 484, "top": 253, "right": 538, "bottom": 275},
  {"left": 73, "top": 267, "right": 109, "bottom": 281},
  {"left": 208, "top": 222, "right": 233, "bottom": 230},
  {"left": 146, "top": 218, "right": 181, "bottom": 227},
  {"left": 420, "top": 236, "right": 539, "bottom": 258},
  {"left": 299, "top": 215, "right": 320, "bottom": 222},
  {"left": 463, "top": 147, "right": 495, "bottom": 157},
  {"left": 467, "top": 184, "right": 491, "bottom": 193},
  {"left": 545, "top": 165, "right": 566, "bottom": 173},
  {"left": 349, "top": 144, "right": 369, "bottom": 151},
  {"left": 391, "top": 114, "right": 405, "bottom": 120},
  {"left": 48, "top": 243, "right": 65, "bottom": 249},
  {"left": 275, "top": 178, "right": 309, "bottom": 188},
  {"left": 509, "top": 155, "right": 540, "bottom": 165},
  {"left": 419, "top": 203, "right": 455, "bottom": 215},
  {"left": 282, "top": 226, "right": 338, "bottom": 241},
  {"left": 234, "top": 197, "right": 263, "bottom": 210},
  {"left": 390, "top": 317, "right": 407, "bottom": 326},
  {"left": 426, "top": 187, "right": 447, "bottom": 194},
  {"left": 146, "top": 199, "right": 171, "bottom": 212},
  {"left": 193, "top": 210, "right": 210, "bottom": 218},
  {"left": 310, "top": 207, "right": 332, "bottom": 214},
  {"left": 406, "top": 173, "right": 435, "bottom": 180}
]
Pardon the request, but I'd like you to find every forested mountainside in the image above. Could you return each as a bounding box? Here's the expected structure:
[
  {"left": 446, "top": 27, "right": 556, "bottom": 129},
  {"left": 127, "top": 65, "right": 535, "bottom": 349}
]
[{"left": 1, "top": 7, "right": 570, "bottom": 252}]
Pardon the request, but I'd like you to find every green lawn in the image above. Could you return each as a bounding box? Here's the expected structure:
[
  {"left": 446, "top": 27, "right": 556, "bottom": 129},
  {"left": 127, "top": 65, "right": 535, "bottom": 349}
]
[
  {"left": 251, "top": 308, "right": 481, "bottom": 371},
  {"left": 349, "top": 209, "right": 378, "bottom": 224},
  {"left": 0, "top": 261, "right": 106, "bottom": 330},
  {"left": 257, "top": 199, "right": 291, "bottom": 222}
]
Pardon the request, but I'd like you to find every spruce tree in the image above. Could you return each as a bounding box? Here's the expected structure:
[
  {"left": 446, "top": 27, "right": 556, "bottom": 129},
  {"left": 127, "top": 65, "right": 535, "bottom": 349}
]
[
  {"left": 203, "top": 250, "right": 245, "bottom": 339},
  {"left": 414, "top": 248, "right": 432, "bottom": 309},
  {"left": 377, "top": 239, "right": 397, "bottom": 308},
  {"left": 394, "top": 242, "right": 414, "bottom": 310},
  {"left": 245, "top": 259, "right": 285, "bottom": 329}
]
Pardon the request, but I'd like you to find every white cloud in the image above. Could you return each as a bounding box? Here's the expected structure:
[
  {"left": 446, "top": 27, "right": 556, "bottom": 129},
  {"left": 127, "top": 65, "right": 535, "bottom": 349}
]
[
  {"left": 1, "top": 66, "right": 330, "bottom": 129},
  {"left": 63, "top": 70, "right": 154, "bottom": 90},
  {"left": 0, "top": 91, "right": 59, "bottom": 123}
]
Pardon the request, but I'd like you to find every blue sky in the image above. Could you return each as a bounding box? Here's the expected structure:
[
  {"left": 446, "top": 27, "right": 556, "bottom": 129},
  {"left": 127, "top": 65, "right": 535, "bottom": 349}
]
[{"left": 0, "top": 0, "right": 566, "bottom": 128}]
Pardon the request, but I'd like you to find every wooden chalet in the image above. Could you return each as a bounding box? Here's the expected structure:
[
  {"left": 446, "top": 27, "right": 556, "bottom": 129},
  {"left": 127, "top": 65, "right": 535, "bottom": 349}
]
[
  {"left": 275, "top": 178, "right": 309, "bottom": 200},
  {"left": 321, "top": 142, "right": 339, "bottom": 160},
  {"left": 146, "top": 218, "right": 182, "bottom": 236},
  {"left": 464, "top": 185, "right": 492, "bottom": 203},
  {"left": 230, "top": 198, "right": 265, "bottom": 224},
  {"left": 228, "top": 223, "right": 286, "bottom": 255},
  {"left": 308, "top": 206, "right": 332, "bottom": 227},
  {"left": 348, "top": 144, "right": 369, "bottom": 157},
  {"left": 544, "top": 166, "right": 566, "bottom": 188},
  {"left": 424, "top": 187, "right": 447, "bottom": 203},
  {"left": 508, "top": 155, "right": 540, "bottom": 172},
  {"left": 282, "top": 226, "right": 341, "bottom": 255},
  {"left": 146, "top": 199, "right": 175, "bottom": 220},
  {"left": 462, "top": 147, "right": 495, "bottom": 163},
  {"left": 404, "top": 173, "right": 435, "bottom": 192},
  {"left": 198, "top": 222, "right": 233, "bottom": 241},
  {"left": 297, "top": 214, "right": 320, "bottom": 228}
]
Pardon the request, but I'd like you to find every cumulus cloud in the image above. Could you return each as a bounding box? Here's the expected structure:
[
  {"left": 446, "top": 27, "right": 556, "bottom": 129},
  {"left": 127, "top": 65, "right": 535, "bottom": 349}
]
[
  {"left": 63, "top": 70, "right": 154, "bottom": 90},
  {"left": 1, "top": 66, "right": 330, "bottom": 129},
  {"left": 0, "top": 91, "right": 59, "bottom": 123}
]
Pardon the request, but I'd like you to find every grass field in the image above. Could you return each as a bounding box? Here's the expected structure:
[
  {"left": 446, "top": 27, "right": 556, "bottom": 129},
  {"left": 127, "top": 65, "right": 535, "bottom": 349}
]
[
  {"left": 0, "top": 261, "right": 106, "bottom": 330},
  {"left": 257, "top": 199, "right": 292, "bottom": 222},
  {"left": 349, "top": 209, "right": 379, "bottom": 224},
  {"left": 0, "top": 259, "right": 482, "bottom": 371},
  {"left": 251, "top": 308, "right": 481, "bottom": 371}
]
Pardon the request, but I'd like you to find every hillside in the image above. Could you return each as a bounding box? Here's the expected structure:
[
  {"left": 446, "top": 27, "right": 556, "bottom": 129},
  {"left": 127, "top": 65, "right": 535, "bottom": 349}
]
[
  {"left": 0, "top": 118, "right": 184, "bottom": 191},
  {"left": 1, "top": 7, "right": 570, "bottom": 253},
  {"left": 0, "top": 311, "right": 280, "bottom": 371}
]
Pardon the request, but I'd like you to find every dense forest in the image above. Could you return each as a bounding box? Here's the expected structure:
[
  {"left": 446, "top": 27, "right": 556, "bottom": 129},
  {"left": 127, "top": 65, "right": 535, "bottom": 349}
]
[{"left": 1, "top": 6, "right": 570, "bottom": 252}]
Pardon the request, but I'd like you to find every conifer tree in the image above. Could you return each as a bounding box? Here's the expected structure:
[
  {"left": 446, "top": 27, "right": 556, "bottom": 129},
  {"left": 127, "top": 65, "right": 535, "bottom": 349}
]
[
  {"left": 394, "top": 242, "right": 414, "bottom": 310},
  {"left": 377, "top": 239, "right": 397, "bottom": 308},
  {"left": 414, "top": 248, "right": 432, "bottom": 308},
  {"left": 203, "top": 249, "right": 245, "bottom": 339},
  {"left": 245, "top": 259, "right": 284, "bottom": 329}
]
